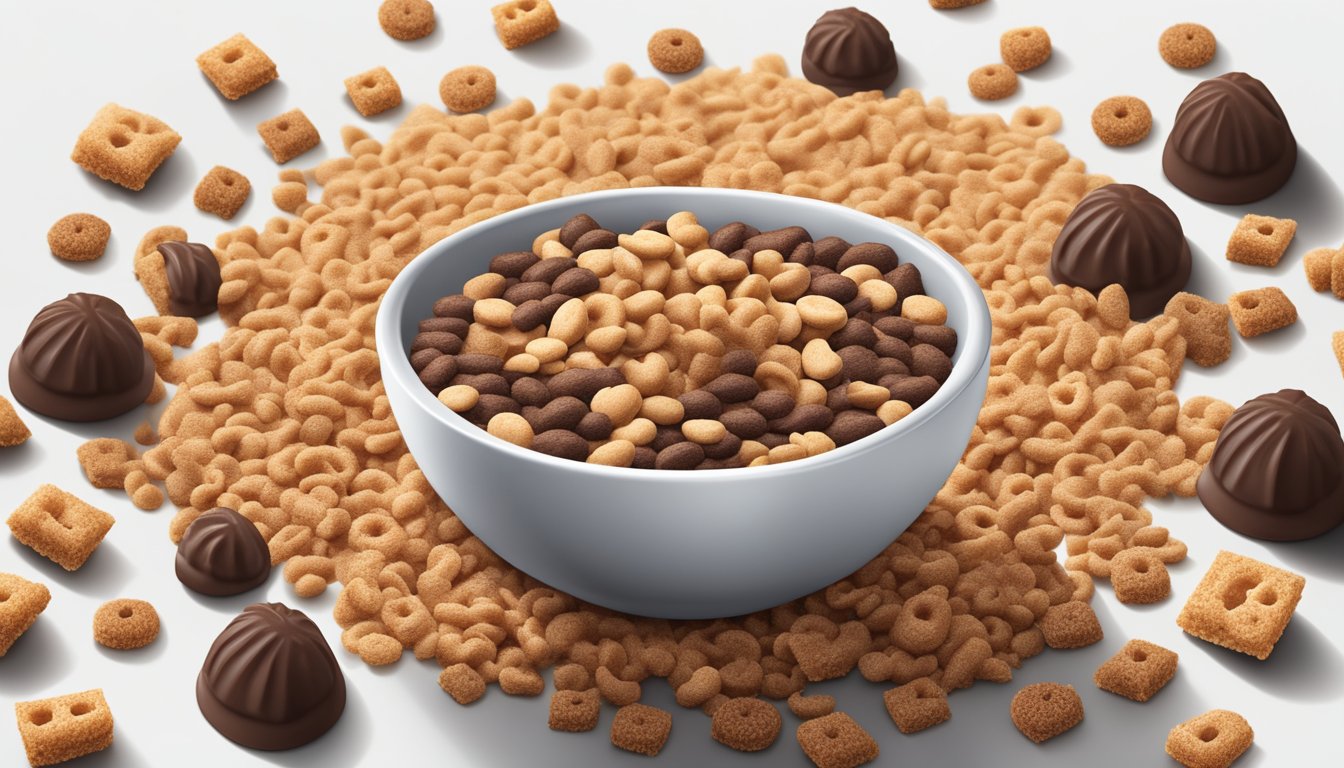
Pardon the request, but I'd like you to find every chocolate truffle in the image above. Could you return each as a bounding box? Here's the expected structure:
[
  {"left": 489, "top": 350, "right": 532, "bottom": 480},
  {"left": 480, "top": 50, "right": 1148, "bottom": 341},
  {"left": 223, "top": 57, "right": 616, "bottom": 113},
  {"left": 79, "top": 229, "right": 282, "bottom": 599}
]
[
  {"left": 801, "top": 7, "right": 898, "bottom": 95},
  {"left": 1049, "top": 184, "right": 1191, "bottom": 318},
  {"left": 7, "top": 293, "right": 154, "bottom": 422},
  {"left": 1163, "top": 72, "right": 1297, "bottom": 205},
  {"left": 159, "top": 241, "right": 223, "bottom": 317},
  {"left": 176, "top": 507, "right": 272, "bottom": 596},
  {"left": 198, "top": 603, "right": 346, "bottom": 751},
  {"left": 1198, "top": 389, "right": 1344, "bottom": 541}
]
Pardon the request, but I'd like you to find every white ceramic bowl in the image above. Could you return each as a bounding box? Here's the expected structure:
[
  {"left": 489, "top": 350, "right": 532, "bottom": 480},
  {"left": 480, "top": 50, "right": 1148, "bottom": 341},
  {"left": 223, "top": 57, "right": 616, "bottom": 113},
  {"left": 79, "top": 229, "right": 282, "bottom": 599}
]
[{"left": 377, "top": 188, "right": 990, "bottom": 618}]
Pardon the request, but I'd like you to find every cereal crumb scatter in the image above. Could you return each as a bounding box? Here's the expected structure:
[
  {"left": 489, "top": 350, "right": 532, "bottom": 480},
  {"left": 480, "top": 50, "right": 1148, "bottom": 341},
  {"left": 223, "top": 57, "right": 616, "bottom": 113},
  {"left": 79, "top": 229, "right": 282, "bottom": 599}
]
[
  {"left": 1091, "top": 96, "right": 1152, "bottom": 147},
  {"left": 15, "top": 689, "right": 114, "bottom": 766},
  {"left": 0, "top": 572, "right": 50, "bottom": 656},
  {"left": 196, "top": 33, "right": 278, "bottom": 100},
  {"left": 649, "top": 29, "right": 705, "bottom": 74},
  {"left": 440, "top": 66, "right": 497, "bottom": 113},
  {"left": 1040, "top": 600, "right": 1102, "bottom": 649},
  {"left": 193, "top": 166, "right": 251, "bottom": 220},
  {"left": 47, "top": 214, "right": 111, "bottom": 262},
  {"left": 0, "top": 395, "right": 32, "bottom": 447},
  {"left": 1160, "top": 23, "right": 1217, "bottom": 69},
  {"left": 492, "top": 0, "right": 559, "bottom": 49},
  {"left": 70, "top": 104, "right": 180, "bottom": 191},
  {"left": 883, "top": 677, "right": 950, "bottom": 734},
  {"left": 611, "top": 703, "right": 672, "bottom": 756},
  {"left": 1166, "top": 709, "right": 1253, "bottom": 768},
  {"left": 93, "top": 599, "right": 160, "bottom": 650},
  {"left": 345, "top": 66, "right": 403, "bottom": 117},
  {"left": 257, "top": 109, "right": 321, "bottom": 164},
  {"left": 1000, "top": 27, "right": 1051, "bottom": 72},
  {"left": 1226, "top": 214, "right": 1296, "bottom": 267},
  {"left": 8, "top": 485, "right": 115, "bottom": 571},
  {"left": 711, "top": 697, "right": 782, "bottom": 752},
  {"left": 1177, "top": 550, "right": 1304, "bottom": 660},
  {"left": 379, "top": 0, "right": 435, "bottom": 41},
  {"left": 1164, "top": 292, "right": 1231, "bottom": 367},
  {"left": 1093, "top": 639, "right": 1177, "bottom": 702},
  {"left": 796, "top": 711, "right": 878, "bottom": 768},
  {"left": 1227, "top": 287, "right": 1296, "bottom": 338},
  {"left": 1010, "top": 682, "right": 1083, "bottom": 743},
  {"left": 968, "top": 64, "right": 1018, "bottom": 100}
]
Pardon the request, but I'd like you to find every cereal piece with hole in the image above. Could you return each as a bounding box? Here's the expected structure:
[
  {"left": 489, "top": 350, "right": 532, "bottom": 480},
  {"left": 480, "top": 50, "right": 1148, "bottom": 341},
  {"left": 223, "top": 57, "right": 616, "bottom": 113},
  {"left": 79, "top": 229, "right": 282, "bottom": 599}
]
[
  {"left": 968, "top": 64, "right": 1017, "bottom": 100},
  {"left": 1092, "top": 96, "right": 1153, "bottom": 147},
  {"left": 196, "top": 33, "right": 277, "bottom": 100},
  {"left": 1302, "top": 247, "right": 1337, "bottom": 291},
  {"left": 1000, "top": 27, "right": 1051, "bottom": 72},
  {"left": 549, "top": 688, "right": 600, "bottom": 732},
  {"left": 1110, "top": 548, "right": 1171, "bottom": 604},
  {"left": 47, "top": 214, "right": 110, "bottom": 262},
  {"left": 1176, "top": 550, "right": 1304, "bottom": 660},
  {"left": 14, "top": 689, "right": 114, "bottom": 766},
  {"left": 8, "top": 485, "right": 115, "bottom": 571},
  {"left": 787, "top": 692, "right": 835, "bottom": 720},
  {"left": 1227, "top": 287, "right": 1296, "bottom": 338},
  {"left": 649, "top": 29, "right": 704, "bottom": 74},
  {"left": 440, "top": 66, "right": 497, "bottom": 114},
  {"left": 1166, "top": 709, "right": 1253, "bottom": 768},
  {"left": 345, "top": 66, "right": 402, "bottom": 117},
  {"left": 711, "top": 697, "right": 781, "bottom": 752},
  {"left": 193, "top": 166, "right": 251, "bottom": 220},
  {"left": 0, "top": 572, "right": 50, "bottom": 656},
  {"left": 1039, "top": 600, "right": 1102, "bottom": 649},
  {"left": 1226, "top": 214, "right": 1296, "bottom": 267},
  {"left": 1093, "top": 639, "right": 1177, "bottom": 702},
  {"left": 1010, "top": 682, "right": 1083, "bottom": 743},
  {"left": 379, "top": 0, "right": 435, "bottom": 41},
  {"left": 796, "top": 711, "right": 878, "bottom": 768},
  {"left": 883, "top": 677, "right": 950, "bottom": 734},
  {"left": 438, "top": 663, "right": 486, "bottom": 704},
  {"left": 0, "top": 395, "right": 32, "bottom": 447},
  {"left": 610, "top": 703, "right": 672, "bottom": 757},
  {"left": 491, "top": 0, "right": 559, "bottom": 50},
  {"left": 93, "top": 599, "right": 160, "bottom": 650},
  {"left": 1164, "top": 292, "right": 1231, "bottom": 367},
  {"left": 70, "top": 104, "right": 181, "bottom": 191},
  {"left": 257, "top": 109, "right": 321, "bottom": 164},
  {"left": 1160, "top": 23, "right": 1217, "bottom": 69}
]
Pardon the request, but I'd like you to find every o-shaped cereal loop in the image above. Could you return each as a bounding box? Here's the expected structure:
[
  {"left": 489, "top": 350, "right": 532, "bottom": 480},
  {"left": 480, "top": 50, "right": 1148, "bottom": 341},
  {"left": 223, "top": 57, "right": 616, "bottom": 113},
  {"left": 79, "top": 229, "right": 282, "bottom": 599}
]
[
  {"left": 648, "top": 28, "right": 704, "bottom": 74},
  {"left": 47, "top": 213, "right": 111, "bottom": 262},
  {"left": 968, "top": 64, "right": 1018, "bottom": 100},
  {"left": 1000, "top": 27, "right": 1052, "bottom": 72},
  {"left": 1091, "top": 96, "right": 1153, "bottom": 147},
  {"left": 93, "top": 599, "right": 161, "bottom": 650},
  {"left": 1159, "top": 23, "right": 1216, "bottom": 69},
  {"left": 378, "top": 0, "right": 436, "bottom": 41},
  {"left": 440, "top": 65, "right": 497, "bottom": 113}
]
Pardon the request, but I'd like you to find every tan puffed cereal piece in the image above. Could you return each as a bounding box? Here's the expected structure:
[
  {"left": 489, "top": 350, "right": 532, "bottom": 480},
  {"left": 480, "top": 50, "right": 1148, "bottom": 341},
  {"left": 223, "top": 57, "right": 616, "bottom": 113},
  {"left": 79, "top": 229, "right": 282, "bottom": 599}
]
[
  {"left": 648, "top": 29, "right": 704, "bottom": 74},
  {"left": 1091, "top": 96, "right": 1153, "bottom": 147},
  {"left": 15, "top": 689, "right": 114, "bottom": 766},
  {"left": 487, "top": 412, "right": 534, "bottom": 447},
  {"left": 8, "top": 485, "right": 115, "bottom": 571},
  {"left": 902, "top": 295, "right": 947, "bottom": 325},
  {"left": 930, "top": 0, "right": 985, "bottom": 7},
  {"left": 1164, "top": 292, "right": 1231, "bottom": 367},
  {"left": 1010, "top": 682, "right": 1083, "bottom": 743},
  {"left": 345, "top": 66, "right": 403, "bottom": 117},
  {"left": 711, "top": 697, "right": 781, "bottom": 752},
  {"left": 71, "top": 104, "right": 181, "bottom": 191},
  {"left": 193, "top": 166, "right": 251, "bottom": 220},
  {"left": 0, "top": 572, "right": 50, "bottom": 656},
  {"left": 0, "top": 395, "right": 32, "bottom": 447},
  {"left": 968, "top": 64, "right": 1018, "bottom": 100},
  {"left": 492, "top": 0, "right": 559, "bottom": 50},
  {"left": 796, "top": 712, "right": 878, "bottom": 768},
  {"left": 379, "top": 0, "right": 435, "bottom": 40},
  {"left": 1303, "top": 248, "right": 1336, "bottom": 291},
  {"left": 1227, "top": 287, "right": 1296, "bottom": 338},
  {"left": 682, "top": 419, "right": 726, "bottom": 445},
  {"left": 1166, "top": 710, "right": 1253, "bottom": 768},
  {"left": 1226, "top": 214, "right": 1296, "bottom": 267},
  {"left": 1176, "top": 550, "right": 1304, "bottom": 660},
  {"left": 1334, "top": 331, "right": 1344, "bottom": 380},
  {"left": 883, "top": 677, "right": 950, "bottom": 734},
  {"left": 92, "top": 599, "right": 160, "bottom": 650},
  {"left": 549, "top": 688, "right": 600, "bottom": 732},
  {"left": 611, "top": 703, "right": 671, "bottom": 757},
  {"left": 440, "top": 66, "right": 497, "bottom": 113},
  {"left": 1110, "top": 549, "right": 1171, "bottom": 604},
  {"left": 1040, "top": 600, "right": 1102, "bottom": 649},
  {"left": 257, "top": 109, "right": 321, "bottom": 164},
  {"left": 196, "top": 33, "right": 277, "bottom": 100},
  {"left": 1000, "top": 27, "right": 1051, "bottom": 72},
  {"left": 76, "top": 438, "right": 137, "bottom": 488},
  {"left": 438, "top": 385, "right": 478, "bottom": 411},
  {"left": 1160, "top": 23, "right": 1217, "bottom": 69},
  {"left": 787, "top": 692, "right": 835, "bottom": 720},
  {"left": 47, "top": 213, "right": 111, "bottom": 262},
  {"left": 877, "top": 399, "right": 913, "bottom": 426},
  {"left": 439, "top": 663, "right": 486, "bottom": 704},
  {"left": 1093, "top": 639, "right": 1177, "bottom": 702}
]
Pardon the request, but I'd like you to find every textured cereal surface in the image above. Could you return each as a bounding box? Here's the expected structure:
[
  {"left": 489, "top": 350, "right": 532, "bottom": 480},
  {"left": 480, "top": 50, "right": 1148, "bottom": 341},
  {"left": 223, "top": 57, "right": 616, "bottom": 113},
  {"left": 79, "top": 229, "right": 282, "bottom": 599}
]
[
  {"left": 196, "top": 33, "right": 278, "bottom": 100},
  {"left": 649, "top": 29, "right": 704, "bottom": 74},
  {"left": 1010, "top": 682, "right": 1083, "bottom": 743},
  {"left": 882, "top": 677, "right": 950, "bottom": 734},
  {"left": 968, "top": 64, "right": 1017, "bottom": 100},
  {"left": 0, "top": 572, "right": 50, "bottom": 657},
  {"left": 1227, "top": 287, "right": 1297, "bottom": 338},
  {"left": 1164, "top": 292, "right": 1231, "bottom": 367},
  {"left": 70, "top": 104, "right": 180, "bottom": 191},
  {"left": 1091, "top": 96, "right": 1152, "bottom": 147},
  {"left": 1040, "top": 600, "right": 1102, "bottom": 648},
  {"left": 14, "top": 689, "right": 114, "bottom": 767},
  {"left": 1334, "top": 331, "right": 1344, "bottom": 381},
  {"left": 1094, "top": 638, "right": 1177, "bottom": 702},
  {"left": 796, "top": 711, "right": 877, "bottom": 768},
  {"left": 492, "top": 0, "right": 559, "bottom": 49},
  {"left": 1160, "top": 23, "right": 1217, "bottom": 68},
  {"left": 1333, "top": 250, "right": 1344, "bottom": 299},
  {"left": 379, "top": 0, "right": 435, "bottom": 41},
  {"left": 47, "top": 213, "right": 111, "bottom": 262},
  {"left": 1110, "top": 548, "right": 1171, "bottom": 604},
  {"left": 930, "top": 0, "right": 985, "bottom": 8},
  {"left": 1166, "top": 709, "right": 1253, "bottom": 768},
  {"left": 345, "top": 66, "right": 403, "bottom": 117},
  {"left": 1226, "top": 214, "right": 1296, "bottom": 267},
  {"left": 194, "top": 166, "right": 251, "bottom": 220},
  {"left": 8, "top": 485, "right": 115, "bottom": 571},
  {"left": 440, "top": 66, "right": 497, "bottom": 113},
  {"left": 611, "top": 703, "right": 672, "bottom": 756},
  {"left": 1176, "top": 550, "right": 1304, "bottom": 660},
  {"left": 710, "top": 697, "right": 781, "bottom": 752},
  {"left": 1000, "top": 27, "right": 1051, "bottom": 72},
  {"left": 257, "top": 109, "right": 321, "bottom": 163},
  {"left": 0, "top": 395, "right": 32, "bottom": 447},
  {"left": 1303, "top": 247, "right": 1336, "bottom": 292},
  {"left": 92, "top": 599, "right": 160, "bottom": 650},
  {"left": 549, "top": 688, "right": 600, "bottom": 732}
]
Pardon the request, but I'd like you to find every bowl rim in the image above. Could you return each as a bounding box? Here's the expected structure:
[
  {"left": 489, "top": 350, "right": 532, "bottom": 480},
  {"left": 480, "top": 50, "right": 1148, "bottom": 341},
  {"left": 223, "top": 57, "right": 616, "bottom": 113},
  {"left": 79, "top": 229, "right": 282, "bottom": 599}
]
[{"left": 375, "top": 187, "right": 991, "bottom": 481}]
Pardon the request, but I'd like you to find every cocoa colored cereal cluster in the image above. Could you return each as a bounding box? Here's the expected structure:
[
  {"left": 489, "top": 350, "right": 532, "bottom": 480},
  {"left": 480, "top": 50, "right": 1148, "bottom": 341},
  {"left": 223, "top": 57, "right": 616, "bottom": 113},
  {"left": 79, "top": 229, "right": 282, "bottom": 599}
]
[
  {"left": 412, "top": 212, "right": 958, "bottom": 469},
  {"left": 46, "top": 213, "right": 111, "bottom": 262}
]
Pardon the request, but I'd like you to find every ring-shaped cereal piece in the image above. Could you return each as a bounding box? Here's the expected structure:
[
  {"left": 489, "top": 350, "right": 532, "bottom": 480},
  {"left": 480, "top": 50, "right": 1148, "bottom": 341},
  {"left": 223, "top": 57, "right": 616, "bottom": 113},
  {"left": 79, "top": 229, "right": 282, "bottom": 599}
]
[
  {"left": 1000, "top": 27, "right": 1052, "bottom": 72},
  {"left": 378, "top": 0, "right": 436, "bottom": 41},
  {"left": 47, "top": 213, "right": 111, "bottom": 262},
  {"left": 968, "top": 64, "right": 1018, "bottom": 101},
  {"left": 648, "top": 29, "right": 704, "bottom": 74},
  {"left": 440, "top": 66, "right": 497, "bottom": 113},
  {"left": 93, "top": 599, "right": 160, "bottom": 650},
  {"left": 1091, "top": 96, "right": 1153, "bottom": 147},
  {"left": 1159, "top": 23, "right": 1216, "bottom": 69},
  {"left": 1010, "top": 106, "right": 1062, "bottom": 137}
]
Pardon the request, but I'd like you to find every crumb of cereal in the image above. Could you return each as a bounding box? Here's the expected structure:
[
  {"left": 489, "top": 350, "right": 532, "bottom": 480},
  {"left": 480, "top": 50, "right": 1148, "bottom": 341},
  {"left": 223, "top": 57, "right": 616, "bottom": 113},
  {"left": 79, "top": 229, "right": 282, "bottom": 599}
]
[
  {"left": 47, "top": 214, "right": 110, "bottom": 262},
  {"left": 1091, "top": 96, "right": 1153, "bottom": 147},
  {"left": 196, "top": 33, "right": 278, "bottom": 100},
  {"left": 193, "top": 166, "right": 251, "bottom": 220},
  {"left": 968, "top": 64, "right": 1018, "bottom": 100},
  {"left": 930, "top": 0, "right": 985, "bottom": 8},
  {"left": 439, "top": 66, "right": 497, "bottom": 113},
  {"left": 71, "top": 104, "right": 180, "bottom": 191},
  {"left": 649, "top": 29, "right": 705, "bottom": 74},
  {"left": 1226, "top": 214, "right": 1296, "bottom": 267}
]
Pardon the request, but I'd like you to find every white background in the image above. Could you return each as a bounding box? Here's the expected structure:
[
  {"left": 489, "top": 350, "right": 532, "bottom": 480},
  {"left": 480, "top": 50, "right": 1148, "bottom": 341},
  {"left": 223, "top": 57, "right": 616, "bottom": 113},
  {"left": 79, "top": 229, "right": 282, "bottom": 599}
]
[{"left": 0, "top": 1, "right": 1341, "bottom": 766}]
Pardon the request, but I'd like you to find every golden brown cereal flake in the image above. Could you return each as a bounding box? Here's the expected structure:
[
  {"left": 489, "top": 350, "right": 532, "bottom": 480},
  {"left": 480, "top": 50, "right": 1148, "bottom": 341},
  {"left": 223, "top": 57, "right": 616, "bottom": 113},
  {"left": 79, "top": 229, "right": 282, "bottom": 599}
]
[
  {"left": 1166, "top": 709, "right": 1253, "bottom": 768},
  {"left": 93, "top": 599, "right": 160, "bottom": 650},
  {"left": 257, "top": 109, "right": 321, "bottom": 164},
  {"left": 379, "top": 0, "right": 435, "bottom": 41},
  {"left": 711, "top": 697, "right": 781, "bottom": 752},
  {"left": 1010, "top": 682, "right": 1082, "bottom": 743},
  {"left": 440, "top": 66, "right": 497, "bottom": 114},
  {"left": 345, "top": 66, "right": 403, "bottom": 117},
  {"left": 796, "top": 711, "right": 878, "bottom": 768},
  {"left": 549, "top": 688, "right": 600, "bottom": 732},
  {"left": 1093, "top": 639, "right": 1177, "bottom": 702},
  {"left": 14, "top": 689, "right": 114, "bottom": 766},
  {"left": 649, "top": 29, "right": 705, "bottom": 74},
  {"left": 0, "top": 572, "right": 50, "bottom": 656},
  {"left": 611, "top": 703, "right": 672, "bottom": 757},
  {"left": 968, "top": 64, "right": 1018, "bottom": 100},
  {"left": 1091, "top": 96, "right": 1152, "bottom": 147},
  {"left": 8, "top": 485, "right": 115, "bottom": 571},
  {"left": 70, "top": 104, "right": 180, "bottom": 191},
  {"left": 492, "top": 0, "right": 559, "bottom": 50},
  {"left": 1176, "top": 550, "right": 1304, "bottom": 660},
  {"left": 1227, "top": 287, "right": 1296, "bottom": 338},
  {"left": 47, "top": 213, "right": 110, "bottom": 262},
  {"left": 1226, "top": 214, "right": 1296, "bottom": 267},
  {"left": 0, "top": 395, "right": 31, "bottom": 447},
  {"left": 1160, "top": 24, "right": 1217, "bottom": 69},
  {"left": 194, "top": 166, "right": 251, "bottom": 220},
  {"left": 1303, "top": 247, "right": 1337, "bottom": 292},
  {"left": 1164, "top": 292, "right": 1231, "bottom": 367},
  {"left": 883, "top": 677, "right": 950, "bottom": 734},
  {"left": 1000, "top": 27, "right": 1051, "bottom": 72},
  {"left": 196, "top": 33, "right": 278, "bottom": 100}
]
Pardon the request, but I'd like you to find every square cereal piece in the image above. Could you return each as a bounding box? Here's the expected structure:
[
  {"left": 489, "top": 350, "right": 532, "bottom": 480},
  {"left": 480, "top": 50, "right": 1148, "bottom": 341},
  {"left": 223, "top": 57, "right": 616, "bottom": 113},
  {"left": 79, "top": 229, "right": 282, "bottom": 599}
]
[
  {"left": 0, "top": 573, "right": 51, "bottom": 656},
  {"left": 1227, "top": 287, "right": 1297, "bottom": 339},
  {"left": 1093, "top": 639, "right": 1178, "bottom": 702},
  {"left": 257, "top": 109, "right": 320, "bottom": 164},
  {"left": 1039, "top": 600, "right": 1103, "bottom": 649},
  {"left": 344, "top": 66, "right": 403, "bottom": 117},
  {"left": 15, "top": 689, "right": 114, "bottom": 767},
  {"left": 7, "top": 485, "right": 115, "bottom": 571},
  {"left": 1225, "top": 214, "right": 1296, "bottom": 267},
  {"left": 549, "top": 688, "right": 599, "bottom": 733},
  {"left": 796, "top": 712, "right": 879, "bottom": 768},
  {"left": 1333, "top": 331, "right": 1344, "bottom": 381},
  {"left": 1164, "top": 292, "right": 1232, "bottom": 367},
  {"left": 610, "top": 703, "right": 671, "bottom": 757},
  {"left": 196, "top": 33, "right": 278, "bottom": 100},
  {"left": 1166, "top": 709, "right": 1254, "bottom": 768},
  {"left": 193, "top": 165, "right": 251, "bottom": 220},
  {"left": 491, "top": 0, "right": 559, "bottom": 49},
  {"left": 1302, "top": 248, "right": 1337, "bottom": 292},
  {"left": 1110, "top": 548, "right": 1172, "bottom": 604},
  {"left": 882, "top": 678, "right": 950, "bottom": 734},
  {"left": 0, "top": 394, "right": 31, "bottom": 447},
  {"left": 1177, "top": 550, "right": 1304, "bottom": 660},
  {"left": 70, "top": 104, "right": 181, "bottom": 191}
]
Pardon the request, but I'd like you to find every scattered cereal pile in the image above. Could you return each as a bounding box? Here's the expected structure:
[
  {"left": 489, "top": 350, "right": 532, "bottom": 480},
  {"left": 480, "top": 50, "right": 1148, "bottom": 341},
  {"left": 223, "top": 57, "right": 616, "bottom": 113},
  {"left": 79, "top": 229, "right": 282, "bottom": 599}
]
[{"left": 108, "top": 56, "right": 1225, "bottom": 742}]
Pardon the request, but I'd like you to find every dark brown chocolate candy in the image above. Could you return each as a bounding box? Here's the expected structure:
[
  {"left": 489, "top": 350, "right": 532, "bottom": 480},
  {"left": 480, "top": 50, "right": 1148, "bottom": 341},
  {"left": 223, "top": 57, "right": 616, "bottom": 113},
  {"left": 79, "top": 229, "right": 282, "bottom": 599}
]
[
  {"left": 158, "top": 241, "right": 222, "bottom": 317},
  {"left": 197, "top": 603, "right": 345, "bottom": 750},
  {"left": 1163, "top": 72, "right": 1296, "bottom": 205},
  {"left": 1048, "top": 184, "right": 1191, "bottom": 318},
  {"left": 176, "top": 507, "right": 271, "bottom": 597},
  {"left": 1197, "top": 389, "right": 1344, "bottom": 541},
  {"left": 801, "top": 7, "right": 898, "bottom": 96},
  {"left": 8, "top": 293, "right": 155, "bottom": 422}
]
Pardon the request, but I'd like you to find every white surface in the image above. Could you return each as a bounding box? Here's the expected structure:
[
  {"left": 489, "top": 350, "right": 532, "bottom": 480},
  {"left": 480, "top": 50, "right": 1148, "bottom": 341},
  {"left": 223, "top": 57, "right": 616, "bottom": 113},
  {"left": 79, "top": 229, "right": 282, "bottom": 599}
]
[{"left": 0, "top": 1, "right": 1340, "bottom": 766}]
